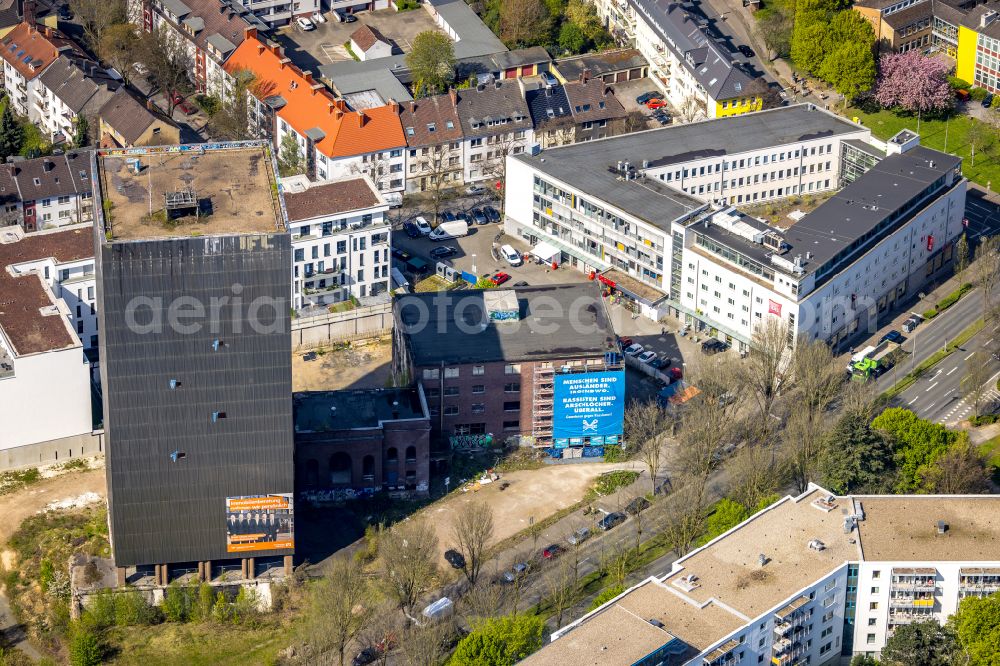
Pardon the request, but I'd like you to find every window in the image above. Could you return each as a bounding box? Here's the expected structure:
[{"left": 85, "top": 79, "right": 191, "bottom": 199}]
[
  {"left": 444, "top": 367, "right": 460, "bottom": 378},
  {"left": 471, "top": 403, "right": 485, "bottom": 414},
  {"left": 473, "top": 365, "right": 485, "bottom": 375},
  {"left": 866, "top": 634, "right": 876, "bottom": 644},
  {"left": 444, "top": 405, "right": 459, "bottom": 416},
  {"left": 504, "top": 363, "right": 521, "bottom": 374},
  {"left": 504, "top": 382, "right": 520, "bottom": 392},
  {"left": 444, "top": 387, "right": 460, "bottom": 396},
  {"left": 503, "top": 420, "right": 520, "bottom": 430},
  {"left": 867, "top": 618, "right": 877, "bottom": 626},
  {"left": 422, "top": 368, "right": 439, "bottom": 380},
  {"left": 871, "top": 587, "right": 879, "bottom": 594},
  {"left": 503, "top": 401, "right": 520, "bottom": 412},
  {"left": 472, "top": 384, "right": 485, "bottom": 394},
  {"left": 869, "top": 602, "right": 879, "bottom": 610},
  {"left": 872, "top": 570, "right": 881, "bottom": 579}
]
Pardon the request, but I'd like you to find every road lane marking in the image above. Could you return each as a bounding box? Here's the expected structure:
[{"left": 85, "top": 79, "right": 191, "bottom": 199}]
[
  {"left": 986, "top": 338, "right": 994, "bottom": 346},
  {"left": 946, "top": 366, "right": 958, "bottom": 376},
  {"left": 965, "top": 352, "right": 976, "bottom": 360},
  {"left": 926, "top": 402, "right": 937, "bottom": 410},
  {"left": 926, "top": 382, "right": 939, "bottom": 392},
  {"left": 908, "top": 397, "right": 919, "bottom": 405}
]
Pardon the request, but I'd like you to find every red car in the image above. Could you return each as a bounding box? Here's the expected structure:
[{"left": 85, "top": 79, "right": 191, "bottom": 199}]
[
  {"left": 492, "top": 272, "right": 511, "bottom": 285},
  {"left": 618, "top": 336, "right": 633, "bottom": 349},
  {"left": 170, "top": 92, "right": 196, "bottom": 115},
  {"left": 645, "top": 99, "right": 667, "bottom": 110},
  {"left": 542, "top": 544, "right": 565, "bottom": 559},
  {"left": 669, "top": 366, "right": 683, "bottom": 380}
]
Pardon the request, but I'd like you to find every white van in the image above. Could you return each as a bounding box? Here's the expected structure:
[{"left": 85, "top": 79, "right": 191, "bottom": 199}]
[
  {"left": 429, "top": 219, "right": 469, "bottom": 241},
  {"left": 383, "top": 192, "right": 402, "bottom": 208}
]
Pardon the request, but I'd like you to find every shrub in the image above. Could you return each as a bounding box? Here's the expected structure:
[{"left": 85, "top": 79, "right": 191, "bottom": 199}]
[
  {"left": 114, "top": 589, "right": 160, "bottom": 626},
  {"left": 162, "top": 581, "right": 194, "bottom": 622},
  {"left": 971, "top": 415, "right": 1000, "bottom": 426},
  {"left": 992, "top": 95, "right": 1000, "bottom": 109},
  {"left": 602, "top": 444, "right": 628, "bottom": 463},
  {"left": 231, "top": 587, "right": 261, "bottom": 625},
  {"left": 395, "top": 0, "right": 419, "bottom": 9},
  {"left": 937, "top": 282, "right": 973, "bottom": 311},
  {"left": 588, "top": 585, "right": 624, "bottom": 610},
  {"left": 69, "top": 624, "right": 103, "bottom": 666},
  {"left": 451, "top": 614, "right": 545, "bottom": 664},
  {"left": 195, "top": 582, "right": 215, "bottom": 621},
  {"left": 211, "top": 591, "right": 231, "bottom": 623},
  {"left": 39, "top": 559, "right": 55, "bottom": 592},
  {"left": 970, "top": 87, "right": 989, "bottom": 101},
  {"left": 948, "top": 76, "right": 971, "bottom": 90},
  {"left": 593, "top": 470, "right": 639, "bottom": 496},
  {"left": 923, "top": 308, "right": 938, "bottom": 319}
]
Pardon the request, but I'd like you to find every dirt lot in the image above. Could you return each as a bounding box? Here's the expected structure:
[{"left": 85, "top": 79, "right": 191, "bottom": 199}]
[
  {"left": 292, "top": 337, "right": 393, "bottom": 392},
  {"left": 422, "top": 461, "right": 641, "bottom": 553},
  {"left": 0, "top": 463, "right": 106, "bottom": 548}
]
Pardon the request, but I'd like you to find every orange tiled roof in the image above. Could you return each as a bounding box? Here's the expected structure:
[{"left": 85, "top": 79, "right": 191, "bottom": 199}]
[
  {"left": 225, "top": 37, "right": 405, "bottom": 159},
  {"left": 0, "top": 22, "right": 80, "bottom": 82}
]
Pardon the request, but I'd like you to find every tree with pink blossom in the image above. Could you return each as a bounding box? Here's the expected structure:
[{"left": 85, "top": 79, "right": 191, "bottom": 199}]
[{"left": 874, "top": 51, "right": 954, "bottom": 114}]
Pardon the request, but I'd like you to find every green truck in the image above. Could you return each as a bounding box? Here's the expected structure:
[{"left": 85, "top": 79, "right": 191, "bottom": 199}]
[{"left": 848, "top": 341, "right": 901, "bottom": 381}]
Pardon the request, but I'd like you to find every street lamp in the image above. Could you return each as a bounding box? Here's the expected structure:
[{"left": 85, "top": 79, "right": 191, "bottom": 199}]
[{"left": 472, "top": 253, "right": 477, "bottom": 275}]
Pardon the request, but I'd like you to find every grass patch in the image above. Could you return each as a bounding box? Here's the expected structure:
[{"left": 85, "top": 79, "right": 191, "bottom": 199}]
[
  {"left": 107, "top": 618, "right": 294, "bottom": 666},
  {"left": 344, "top": 40, "right": 360, "bottom": 62},
  {"left": 414, "top": 275, "right": 463, "bottom": 292},
  {"left": 327, "top": 296, "right": 358, "bottom": 314},
  {"left": 882, "top": 317, "right": 985, "bottom": 400},
  {"left": 847, "top": 106, "right": 1000, "bottom": 190},
  {"left": 0, "top": 467, "right": 42, "bottom": 496},
  {"left": 592, "top": 471, "right": 639, "bottom": 497},
  {"left": 394, "top": 0, "right": 419, "bottom": 9}
]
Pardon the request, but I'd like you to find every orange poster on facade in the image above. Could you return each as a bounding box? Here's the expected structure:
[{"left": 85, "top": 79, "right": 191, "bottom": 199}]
[{"left": 226, "top": 493, "right": 294, "bottom": 553}]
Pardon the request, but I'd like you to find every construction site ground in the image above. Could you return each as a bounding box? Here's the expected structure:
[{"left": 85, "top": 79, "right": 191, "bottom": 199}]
[{"left": 291, "top": 336, "right": 393, "bottom": 392}]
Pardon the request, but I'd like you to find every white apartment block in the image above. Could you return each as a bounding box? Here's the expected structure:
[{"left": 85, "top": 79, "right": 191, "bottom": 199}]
[
  {"left": 504, "top": 106, "right": 962, "bottom": 351},
  {"left": 1, "top": 152, "right": 96, "bottom": 234},
  {"left": 523, "top": 485, "right": 1000, "bottom": 666},
  {"left": 280, "top": 175, "right": 392, "bottom": 311},
  {"left": 0, "top": 225, "right": 98, "bottom": 468}
]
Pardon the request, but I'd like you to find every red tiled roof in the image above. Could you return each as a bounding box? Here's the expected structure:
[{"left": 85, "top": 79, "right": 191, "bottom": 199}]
[
  {"left": 224, "top": 37, "right": 405, "bottom": 159},
  {"left": 0, "top": 227, "right": 93, "bottom": 355},
  {"left": 282, "top": 178, "right": 381, "bottom": 222},
  {"left": 350, "top": 24, "right": 388, "bottom": 52},
  {"left": 0, "top": 22, "right": 80, "bottom": 82}
]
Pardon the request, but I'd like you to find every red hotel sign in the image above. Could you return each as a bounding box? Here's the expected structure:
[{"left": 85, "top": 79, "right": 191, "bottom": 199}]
[{"left": 768, "top": 299, "right": 782, "bottom": 316}]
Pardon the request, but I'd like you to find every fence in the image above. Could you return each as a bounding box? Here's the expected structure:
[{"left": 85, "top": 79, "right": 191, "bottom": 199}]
[{"left": 291, "top": 302, "right": 393, "bottom": 349}]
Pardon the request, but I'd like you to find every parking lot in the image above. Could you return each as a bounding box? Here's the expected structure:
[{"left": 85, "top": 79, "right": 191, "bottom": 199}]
[
  {"left": 609, "top": 77, "right": 675, "bottom": 128},
  {"left": 276, "top": 7, "right": 444, "bottom": 67}
]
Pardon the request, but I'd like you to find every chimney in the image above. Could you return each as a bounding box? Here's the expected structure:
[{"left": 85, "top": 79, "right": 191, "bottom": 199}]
[
  {"left": 245, "top": 27, "right": 257, "bottom": 40},
  {"left": 357, "top": 110, "right": 366, "bottom": 127},
  {"left": 23, "top": 0, "right": 34, "bottom": 26},
  {"left": 388, "top": 98, "right": 398, "bottom": 113},
  {"left": 409, "top": 99, "right": 416, "bottom": 112},
  {"left": 580, "top": 68, "right": 591, "bottom": 83},
  {"left": 257, "top": 42, "right": 265, "bottom": 55},
  {"left": 328, "top": 101, "right": 335, "bottom": 114},
  {"left": 147, "top": 98, "right": 155, "bottom": 111},
  {"left": 269, "top": 43, "right": 281, "bottom": 56},
  {"left": 303, "top": 70, "right": 313, "bottom": 83},
  {"left": 494, "top": 79, "right": 502, "bottom": 89},
  {"left": 279, "top": 57, "right": 291, "bottom": 70},
  {"left": 449, "top": 88, "right": 457, "bottom": 107}
]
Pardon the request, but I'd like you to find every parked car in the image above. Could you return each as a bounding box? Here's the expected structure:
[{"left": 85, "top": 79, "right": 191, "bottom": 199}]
[
  {"left": 646, "top": 99, "right": 667, "bottom": 110},
  {"left": 567, "top": 527, "right": 591, "bottom": 545},
  {"left": 296, "top": 16, "right": 316, "bottom": 30},
  {"left": 500, "top": 244, "right": 522, "bottom": 266},
  {"left": 618, "top": 336, "right": 633, "bottom": 349},
  {"left": 635, "top": 91, "right": 660, "bottom": 104},
  {"left": 441, "top": 210, "right": 457, "bottom": 222},
  {"left": 637, "top": 350, "right": 658, "bottom": 364},
  {"left": 880, "top": 330, "right": 905, "bottom": 344},
  {"left": 502, "top": 562, "right": 529, "bottom": 582},
  {"left": 170, "top": 92, "right": 196, "bottom": 115},
  {"left": 430, "top": 246, "right": 458, "bottom": 260},
  {"left": 58, "top": 4, "right": 73, "bottom": 19},
  {"left": 902, "top": 315, "right": 923, "bottom": 333},
  {"left": 982, "top": 93, "right": 994, "bottom": 108},
  {"left": 513, "top": 280, "right": 529, "bottom": 287},
  {"left": 737, "top": 44, "right": 755, "bottom": 58},
  {"left": 701, "top": 338, "right": 728, "bottom": 355},
  {"left": 542, "top": 544, "right": 565, "bottom": 559},
  {"left": 391, "top": 248, "right": 411, "bottom": 262},
  {"left": 383, "top": 192, "right": 402, "bottom": 208},
  {"left": 484, "top": 205, "right": 501, "bottom": 222},
  {"left": 598, "top": 512, "right": 626, "bottom": 531},
  {"left": 654, "top": 113, "right": 671, "bottom": 125},
  {"left": 491, "top": 271, "right": 512, "bottom": 285},
  {"left": 624, "top": 343, "right": 644, "bottom": 357},
  {"left": 335, "top": 10, "right": 357, "bottom": 22},
  {"left": 413, "top": 216, "right": 432, "bottom": 235},
  {"left": 625, "top": 497, "right": 650, "bottom": 515},
  {"left": 444, "top": 549, "right": 466, "bottom": 569},
  {"left": 649, "top": 357, "right": 669, "bottom": 370},
  {"left": 472, "top": 208, "right": 489, "bottom": 225},
  {"left": 311, "top": 10, "right": 327, "bottom": 23},
  {"left": 541, "top": 71, "right": 559, "bottom": 87},
  {"left": 403, "top": 221, "right": 420, "bottom": 238},
  {"left": 353, "top": 647, "right": 378, "bottom": 666},
  {"left": 466, "top": 184, "right": 487, "bottom": 196}
]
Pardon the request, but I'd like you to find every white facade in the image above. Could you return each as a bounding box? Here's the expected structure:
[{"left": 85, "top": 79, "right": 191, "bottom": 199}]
[
  {"left": 2, "top": 62, "right": 42, "bottom": 118},
  {"left": 324, "top": 149, "right": 406, "bottom": 193},
  {"left": 31, "top": 81, "right": 74, "bottom": 142},
  {"left": 404, "top": 142, "right": 465, "bottom": 194},
  {"left": 463, "top": 127, "right": 532, "bottom": 184}
]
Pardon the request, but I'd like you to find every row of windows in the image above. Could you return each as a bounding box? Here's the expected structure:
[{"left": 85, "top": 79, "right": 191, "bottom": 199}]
[
  {"left": 658, "top": 143, "right": 835, "bottom": 182},
  {"left": 422, "top": 364, "right": 521, "bottom": 380}
]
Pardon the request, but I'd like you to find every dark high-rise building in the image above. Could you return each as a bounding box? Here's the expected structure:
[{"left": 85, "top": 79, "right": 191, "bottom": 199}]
[{"left": 94, "top": 143, "right": 294, "bottom": 584}]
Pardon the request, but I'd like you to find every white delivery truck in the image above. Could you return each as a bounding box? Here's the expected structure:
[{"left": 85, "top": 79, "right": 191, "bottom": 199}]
[{"left": 429, "top": 219, "right": 469, "bottom": 241}]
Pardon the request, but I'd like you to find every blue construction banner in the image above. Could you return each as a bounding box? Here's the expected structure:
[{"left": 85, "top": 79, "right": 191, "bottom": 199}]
[
  {"left": 553, "top": 371, "right": 625, "bottom": 440},
  {"left": 554, "top": 437, "right": 569, "bottom": 449}
]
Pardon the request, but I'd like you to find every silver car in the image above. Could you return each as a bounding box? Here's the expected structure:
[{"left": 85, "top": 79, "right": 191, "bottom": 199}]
[{"left": 567, "top": 527, "right": 591, "bottom": 545}]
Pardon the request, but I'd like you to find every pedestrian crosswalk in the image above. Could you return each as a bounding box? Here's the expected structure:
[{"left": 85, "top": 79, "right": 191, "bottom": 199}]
[{"left": 939, "top": 388, "right": 1000, "bottom": 424}]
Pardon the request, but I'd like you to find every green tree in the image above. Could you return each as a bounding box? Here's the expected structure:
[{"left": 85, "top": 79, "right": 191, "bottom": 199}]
[
  {"left": 558, "top": 22, "right": 588, "bottom": 53},
  {"left": 871, "top": 408, "right": 957, "bottom": 492},
  {"left": 69, "top": 624, "right": 103, "bottom": 666},
  {"left": 588, "top": 584, "right": 624, "bottom": 610},
  {"left": 949, "top": 591, "right": 1000, "bottom": 665},
  {"left": 564, "top": 0, "right": 609, "bottom": 46},
  {"left": 450, "top": 614, "right": 545, "bottom": 665},
  {"left": 850, "top": 656, "right": 881, "bottom": 666},
  {"left": 821, "top": 40, "right": 877, "bottom": 100},
  {"left": 705, "top": 499, "right": 749, "bottom": 540},
  {"left": 819, "top": 408, "right": 893, "bottom": 493},
  {"left": 73, "top": 114, "right": 89, "bottom": 148},
  {"left": 278, "top": 133, "right": 304, "bottom": 178},
  {"left": 790, "top": 17, "right": 828, "bottom": 73},
  {"left": 99, "top": 23, "right": 139, "bottom": 86},
  {"left": 879, "top": 620, "right": 959, "bottom": 666},
  {"left": 406, "top": 31, "right": 456, "bottom": 96},
  {"left": 162, "top": 581, "right": 193, "bottom": 622},
  {"left": 0, "top": 104, "right": 23, "bottom": 160},
  {"left": 955, "top": 232, "right": 970, "bottom": 277}
]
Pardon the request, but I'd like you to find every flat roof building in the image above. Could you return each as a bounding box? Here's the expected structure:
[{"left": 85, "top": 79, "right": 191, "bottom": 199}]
[
  {"left": 526, "top": 485, "right": 1000, "bottom": 665},
  {"left": 95, "top": 142, "right": 295, "bottom": 584}
]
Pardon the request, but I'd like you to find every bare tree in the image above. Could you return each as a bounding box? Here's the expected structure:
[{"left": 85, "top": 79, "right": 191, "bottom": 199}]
[
  {"left": 674, "top": 96, "right": 705, "bottom": 124},
  {"left": 543, "top": 557, "right": 578, "bottom": 629},
  {"left": 792, "top": 335, "right": 844, "bottom": 422},
  {"left": 622, "top": 399, "right": 672, "bottom": 495},
  {"left": 304, "top": 555, "right": 373, "bottom": 666},
  {"left": 600, "top": 540, "right": 632, "bottom": 591},
  {"left": 499, "top": 0, "right": 550, "bottom": 47},
  {"left": 377, "top": 519, "right": 439, "bottom": 619},
  {"left": 923, "top": 438, "right": 991, "bottom": 494},
  {"left": 726, "top": 443, "right": 780, "bottom": 511},
  {"left": 483, "top": 132, "right": 528, "bottom": 216},
  {"left": 625, "top": 489, "right": 650, "bottom": 553},
  {"left": 136, "top": 26, "right": 194, "bottom": 118},
  {"left": 411, "top": 144, "right": 461, "bottom": 223},
  {"left": 742, "top": 318, "right": 793, "bottom": 425},
  {"left": 451, "top": 502, "right": 495, "bottom": 587},
  {"left": 961, "top": 351, "right": 993, "bottom": 419},
  {"left": 460, "top": 581, "right": 507, "bottom": 622},
  {"left": 352, "top": 153, "right": 394, "bottom": 191},
  {"left": 972, "top": 235, "right": 1000, "bottom": 313},
  {"left": 954, "top": 232, "right": 971, "bottom": 280},
  {"left": 69, "top": 0, "right": 126, "bottom": 50},
  {"left": 782, "top": 408, "right": 830, "bottom": 494},
  {"left": 98, "top": 23, "right": 139, "bottom": 86},
  {"left": 207, "top": 68, "right": 257, "bottom": 141},
  {"left": 621, "top": 110, "right": 648, "bottom": 134},
  {"left": 357, "top": 604, "right": 402, "bottom": 666},
  {"left": 657, "top": 483, "right": 706, "bottom": 557},
  {"left": 399, "top": 619, "right": 455, "bottom": 666}
]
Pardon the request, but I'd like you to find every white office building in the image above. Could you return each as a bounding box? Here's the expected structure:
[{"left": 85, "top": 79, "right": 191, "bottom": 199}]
[
  {"left": 523, "top": 485, "right": 1000, "bottom": 666},
  {"left": 0, "top": 225, "right": 98, "bottom": 468},
  {"left": 280, "top": 175, "right": 392, "bottom": 311},
  {"left": 504, "top": 106, "right": 964, "bottom": 351}
]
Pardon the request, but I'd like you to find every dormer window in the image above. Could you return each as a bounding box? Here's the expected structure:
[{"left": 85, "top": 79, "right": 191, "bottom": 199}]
[{"left": 427, "top": 123, "right": 435, "bottom": 132}]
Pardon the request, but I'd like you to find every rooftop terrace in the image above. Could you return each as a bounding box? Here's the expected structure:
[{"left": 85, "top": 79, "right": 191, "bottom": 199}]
[{"left": 96, "top": 143, "right": 285, "bottom": 242}]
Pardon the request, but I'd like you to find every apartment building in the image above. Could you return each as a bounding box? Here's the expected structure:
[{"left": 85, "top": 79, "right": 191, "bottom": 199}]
[
  {"left": 136, "top": 0, "right": 269, "bottom": 96},
  {"left": 280, "top": 174, "right": 391, "bottom": 310},
  {"left": 504, "top": 106, "right": 867, "bottom": 319},
  {"left": 563, "top": 75, "right": 628, "bottom": 142},
  {"left": 224, "top": 36, "right": 407, "bottom": 192},
  {"left": 35, "top": 55, "right": 119, "bottom": 144},
  {"left": 294, "top": 387, "right": 431, "bottom": 498},
  {"left": 2, "top": 151, "right": 95, "bottom": 234},
  {"left": 0, "top": 225, "right": 96, "bottom": 468},
  {"left": 455, "top": 78, "right": 534, "bottom": 184},
  {"left": 598, "top": 0, "right": 764, "bottom": 119},
  {"left": 525, "top": 83, "right": 576, "bottom": 149},
  {"left": 524, "top": 486, "right": 1000, "bottom": 665},
  {"left": 0, "top": 21, "right": 78, "bottom": 117},
  {"left": 398, "top": 90, "right": 465, "bottom": 194},
  {"left": 95, "top": 142, "right": 294, "bottom": 583},
  {"left": 392, "top": 283, "right": 622, "bottom": 451},
  {"left": 855, "top": 0, "right": 935, "bottom": 52}
]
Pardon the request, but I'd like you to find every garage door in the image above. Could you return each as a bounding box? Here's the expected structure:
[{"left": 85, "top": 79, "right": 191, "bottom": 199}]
[
  {"left": 521, "top": 65, "right": 533, "bottom": 76},
  {"left": 615, "top": 71, "right": 627, "bottom": 82},
  {"left": 629, "top": 68, "right": 642, "bottom": 80},
  {"left": 505, "top": 67, "right": 518, "bottom": 79}
]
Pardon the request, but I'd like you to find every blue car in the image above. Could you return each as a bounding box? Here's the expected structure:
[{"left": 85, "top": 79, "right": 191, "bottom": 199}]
[
  {"left": 403, "top": 221, "right": 420, "bottom": 238},
  {"left": 880, "top": 330, "right": 904, "bottom": 344}
]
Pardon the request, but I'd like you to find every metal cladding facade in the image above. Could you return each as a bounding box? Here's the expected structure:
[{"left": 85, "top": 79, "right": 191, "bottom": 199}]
[{"left": 96, "top": 233, "right": 294, "bottom": 567}]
